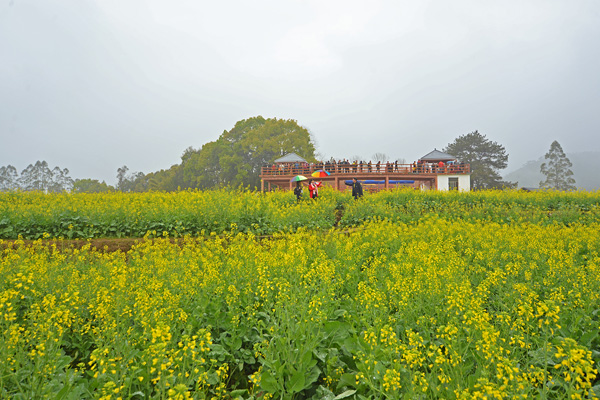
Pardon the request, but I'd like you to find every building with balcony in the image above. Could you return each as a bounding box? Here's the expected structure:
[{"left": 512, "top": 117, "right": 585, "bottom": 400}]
[{"left": 260, "top": 150, "right": 471, "bottom": 192}]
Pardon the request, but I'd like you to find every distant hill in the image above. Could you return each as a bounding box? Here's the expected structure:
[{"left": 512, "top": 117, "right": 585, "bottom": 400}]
[{"left": 504, "top": 152, "right": 600, "bottom": 191}]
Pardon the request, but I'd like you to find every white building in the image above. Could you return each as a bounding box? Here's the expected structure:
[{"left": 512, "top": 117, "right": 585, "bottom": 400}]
[{"left": 418, "top": 149, "right": 471, "bottom": 192}]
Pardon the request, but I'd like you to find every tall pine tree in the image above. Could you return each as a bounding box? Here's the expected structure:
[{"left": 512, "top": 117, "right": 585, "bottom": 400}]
[
  {"left": 539, "top": 141, "right": 576, "bottom": 191},
  {"left": 444, "top": 131, "right": 514, "bottom": 190}
]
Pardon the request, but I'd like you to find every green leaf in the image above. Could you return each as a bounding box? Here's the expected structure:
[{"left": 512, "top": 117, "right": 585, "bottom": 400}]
[
  {"left": 305, "top": 365, "right": 321, "bottom": 387},
  {"left": 300, "top": 350, "right": 314, "bottom": 368},
  {"left": 260, "top": 370, "right": 280, "bottom": 393},
  {"left": 334, "top": 390, "right": 357, "bottom": 399},
  {"left": 207, "top": 371, "right": 219, "bottom": 385},
  {"left": 287, "top": 371, "right": 306, "bottom": 394},
  {"left": 229, "top": 389, "right": 248, "bottom": 399},
  {"left": 315, "top": 386, "right": 336, "bottom": 400},
  {"left": 240, "top": 348, "right": 255, "bottom": 364},
  {"left": 343, "top": 337, "right": 360, "bottom": 353},
  {"left": 313, "top": 348, "right": 328, "bottom": 362},
  {"left": 337, "top": 373, "right": 357, "bottom": 390},
  {"left": 53, "top": 384, "right": 71, "bottom": 400},
  {"left": 580, "top": 330, "right": 598, "bottom": 347},
  {"left": 232, "top": 336, "right": 243, "bottom": 350}
]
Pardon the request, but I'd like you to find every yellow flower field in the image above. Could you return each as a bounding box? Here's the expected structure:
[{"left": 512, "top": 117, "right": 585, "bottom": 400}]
[{"left": 1, "top": 189, "right": 599, "bottom": 399}]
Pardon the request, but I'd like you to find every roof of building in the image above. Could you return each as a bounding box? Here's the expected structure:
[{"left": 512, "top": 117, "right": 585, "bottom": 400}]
[
  {"left": 419, "top": 149, "right": 457, "bottom": 162},
  {"left": 274, "top": 153, "right": 308, "bottom": 163}
]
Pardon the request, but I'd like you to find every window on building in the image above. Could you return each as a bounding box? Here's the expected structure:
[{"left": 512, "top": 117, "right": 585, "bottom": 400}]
[{"left": 449, "top": 177, "right": 459, "bottom": 191}]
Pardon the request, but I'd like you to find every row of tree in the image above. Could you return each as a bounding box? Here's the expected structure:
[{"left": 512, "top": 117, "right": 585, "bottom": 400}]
[
  {"left": 0, "top": 117, "right": 317, "bottom": 193},
  {"left": 1, "top": 117, "right": 577, "bottom": 193},
  {"left": 0, "top": 161, "right": 74, "bottom": 192},
  {"left": 0, "top": 164, "right": 149, "bottom": 193},
  {"left": 443, "top": 131, "right": 576, "bottom": 191}
]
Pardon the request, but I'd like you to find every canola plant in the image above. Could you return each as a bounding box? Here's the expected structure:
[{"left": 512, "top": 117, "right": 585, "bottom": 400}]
[{"left": 0, "top": 189, "right": 599, "bottom": 399}]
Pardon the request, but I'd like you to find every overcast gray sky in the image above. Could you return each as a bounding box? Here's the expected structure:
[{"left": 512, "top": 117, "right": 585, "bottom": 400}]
[{"left": 2, "top": 0, "right": 599, "bottom": 185}]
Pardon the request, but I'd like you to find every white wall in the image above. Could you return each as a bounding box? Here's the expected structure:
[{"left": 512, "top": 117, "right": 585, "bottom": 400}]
[
  {"left": 436, "top": 175, "right": 471, "bottom": 192},
  {"left": 458, "top": 175, "right": 470, "bottom": 192},
  {"left": 437, "top": 175, "right": 449, "bottom": 190}
]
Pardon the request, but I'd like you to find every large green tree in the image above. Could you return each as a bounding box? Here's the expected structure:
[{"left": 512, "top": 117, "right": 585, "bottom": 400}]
[
  {"left": 539, "top": 140, "right": 576, "bottom": 191},
  {"left": 183, "top": 116, "right": 317, "bottom": 189},
  {"left": 444, "top": 131, "right": 514, "bottom": 190}
]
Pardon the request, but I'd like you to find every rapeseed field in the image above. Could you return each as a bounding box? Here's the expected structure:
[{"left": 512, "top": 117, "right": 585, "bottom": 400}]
[{"left": 1, "top": 189, "right": 599, "bottom": 399}]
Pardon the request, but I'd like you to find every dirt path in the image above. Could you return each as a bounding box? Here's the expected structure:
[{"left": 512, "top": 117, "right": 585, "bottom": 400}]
[
  {"left": 1, "top": 226, "right": 361, "bottom": 253},
  {"left": 1, "top": 238, "right": 145, "bottom": 253}
]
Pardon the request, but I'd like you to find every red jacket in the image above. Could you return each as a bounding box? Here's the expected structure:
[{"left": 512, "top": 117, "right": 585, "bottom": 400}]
[{"left": 308, "top": 182, "right": 322, "bottom": 198}]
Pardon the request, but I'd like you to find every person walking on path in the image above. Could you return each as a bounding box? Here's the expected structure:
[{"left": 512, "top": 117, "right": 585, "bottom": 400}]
[
  {"left": 293, "top": 182, "right": 303, "bottom": 202},
  {"left": 307, "top": 179, "right": 322, "bottom": 199},
  {"left": 345, "top": 177, "right": 363, "bottom": 200}
]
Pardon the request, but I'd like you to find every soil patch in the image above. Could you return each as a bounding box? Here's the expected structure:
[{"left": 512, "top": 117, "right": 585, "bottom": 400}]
[
  {"left": 1, "top": 228, "right": 361, "bottom": 253},
  {"left": 2, "top": 238, "right": 145, "bottom": 253}
]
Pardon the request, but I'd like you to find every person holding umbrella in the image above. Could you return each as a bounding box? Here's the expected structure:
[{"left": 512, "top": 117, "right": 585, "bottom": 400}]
[
  {"left": 345, "top": 177, "right": 363, "bottom": 200},
  {"left": 290, "top": 175, "right": 308, "bottom": 201},
  {"left": 293, "top": 181, "right": 303, "bottom": 201},
  {"left": 307, "top": 179, "right": 322, "bottom": 199}
]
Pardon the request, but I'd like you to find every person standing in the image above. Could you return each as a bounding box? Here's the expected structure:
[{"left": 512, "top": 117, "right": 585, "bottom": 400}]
[
  {"left": 293, "top": 182, "right": 303, "bottom": 201},
  {"left": 307, "top": 179, "right": 322, "bottom": 199},
  {"left": 345, "top": 177, "right": 363, "bottom": 200}
]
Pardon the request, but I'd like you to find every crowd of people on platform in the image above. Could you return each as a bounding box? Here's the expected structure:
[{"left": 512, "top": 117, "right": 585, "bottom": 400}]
[
  {"left": 265, "top": 158, "right": 467, "bottom": 175},
  {"left": 281, "top": 157, "right": 467, "bottom": 202}
]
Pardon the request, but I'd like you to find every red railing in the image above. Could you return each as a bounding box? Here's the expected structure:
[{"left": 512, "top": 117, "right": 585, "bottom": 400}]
[{"left": 261, "top": 162, "right": 470, "bottom": 176}]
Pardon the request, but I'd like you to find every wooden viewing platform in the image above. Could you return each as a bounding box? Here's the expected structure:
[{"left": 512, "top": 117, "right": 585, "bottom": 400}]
[{"left": 260, "top": 162, "right": 471, "bottom": 192}]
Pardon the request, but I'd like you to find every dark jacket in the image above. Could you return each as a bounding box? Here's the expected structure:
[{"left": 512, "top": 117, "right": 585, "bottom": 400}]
[
  {"left": 293, "top": 186, "right": 302, "bottom": 198},
  {"left": 345, "top": 180, "right": 363, "bottom": 198}
]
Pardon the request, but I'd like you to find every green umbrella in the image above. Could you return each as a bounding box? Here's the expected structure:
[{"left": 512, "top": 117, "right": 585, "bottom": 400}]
[{"left": 290, "top": 175, "right": 308, "bottom": 182}]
